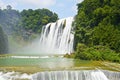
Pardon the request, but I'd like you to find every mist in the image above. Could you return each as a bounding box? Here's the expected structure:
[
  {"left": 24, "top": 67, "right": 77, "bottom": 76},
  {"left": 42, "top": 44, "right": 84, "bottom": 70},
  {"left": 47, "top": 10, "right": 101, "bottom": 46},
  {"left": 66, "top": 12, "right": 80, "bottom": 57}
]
[{"left": 0, "top": 5, "right": 42, "bottom": 55}]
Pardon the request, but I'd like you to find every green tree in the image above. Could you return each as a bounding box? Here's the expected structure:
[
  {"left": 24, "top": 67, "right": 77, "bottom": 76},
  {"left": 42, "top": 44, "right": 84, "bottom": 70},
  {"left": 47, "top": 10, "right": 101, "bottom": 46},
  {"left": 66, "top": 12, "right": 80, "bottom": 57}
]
[
  {"left": 92, "top": 24, "right": 120, "bottom": 52},
  {"left": 74, "top": 0, "right": 120, "bottom": 62},
  {"left": 21, "top": 8, "right": 58, "bottom": 33}
]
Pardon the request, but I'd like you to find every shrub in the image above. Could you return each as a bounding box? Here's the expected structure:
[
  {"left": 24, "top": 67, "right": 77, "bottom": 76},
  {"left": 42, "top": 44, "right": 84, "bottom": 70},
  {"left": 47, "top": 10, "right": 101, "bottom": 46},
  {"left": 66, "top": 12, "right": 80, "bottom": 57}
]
[{"left": 75, "top": 43, "right": 120, "bottom": 62}]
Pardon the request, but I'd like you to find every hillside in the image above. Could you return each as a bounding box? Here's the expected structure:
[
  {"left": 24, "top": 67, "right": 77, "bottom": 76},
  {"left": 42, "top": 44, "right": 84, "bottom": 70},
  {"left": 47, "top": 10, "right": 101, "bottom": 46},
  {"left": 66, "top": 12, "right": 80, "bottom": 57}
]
[{"left": 74, "top": 0, "right": 120, "bottom": 62}]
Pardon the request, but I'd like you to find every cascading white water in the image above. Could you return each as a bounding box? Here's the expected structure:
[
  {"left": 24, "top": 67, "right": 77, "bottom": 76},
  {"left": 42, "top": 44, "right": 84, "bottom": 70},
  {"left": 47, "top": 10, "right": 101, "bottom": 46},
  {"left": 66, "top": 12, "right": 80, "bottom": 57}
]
[
  {"left": 0, "top": 70, "right": 120, "bottom": 80},
  {"left": 103, "top": 70, "right": 120, "bottom": 80},
  {"left": 32, "top": 70, "right": 109, "bottom": 80},
  {"left": 39, "top": 17, "right": 74, "bottom": 54}
]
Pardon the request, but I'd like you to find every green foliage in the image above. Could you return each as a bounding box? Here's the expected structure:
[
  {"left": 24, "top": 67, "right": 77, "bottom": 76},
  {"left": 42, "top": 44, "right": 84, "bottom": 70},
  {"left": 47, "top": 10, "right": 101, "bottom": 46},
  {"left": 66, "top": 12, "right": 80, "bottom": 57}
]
[
  {"left": 75, "top": 0, "right": 120, "bottom": 51},
  {"left": 75, "top": 44, "right": 120, "bottom": 62},
  {"left": 64, "top": 53, "right": 75, "bottom": 58},
  {"left": 74, "top": 0, "right": 120, "bottom": 62},
  {"left": 20, "top": 8, "right": 58, "bottom": 33},
  {"left": 0, "top": 6, "right": 58, "bottom": 41},
  {"left": 0, "top": 6, "right": 21, "bottom": 35},
  {"left": 92, "top": 24, "right": 120, "bottom": 52},
  {"left": 0, "top": 27, "right": 8, "bottom": 54}
]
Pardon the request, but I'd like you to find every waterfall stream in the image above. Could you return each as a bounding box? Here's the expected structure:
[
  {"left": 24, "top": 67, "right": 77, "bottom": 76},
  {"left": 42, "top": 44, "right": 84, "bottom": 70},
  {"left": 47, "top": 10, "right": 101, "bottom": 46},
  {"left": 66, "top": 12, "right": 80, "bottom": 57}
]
[{"left": 39, "top": 17, "right": 74, "bottom": 54}]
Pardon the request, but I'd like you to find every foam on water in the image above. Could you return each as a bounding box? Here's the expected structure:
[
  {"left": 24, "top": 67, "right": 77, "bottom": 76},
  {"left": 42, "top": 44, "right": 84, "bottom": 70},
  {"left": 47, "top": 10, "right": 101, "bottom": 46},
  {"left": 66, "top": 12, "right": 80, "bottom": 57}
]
[
  {"left": 10, "top": 56, "right": 51, "bottom": 59},
  {"left": 0, "top": 71, "right": 32, "bottom": 80},
  {"left": 0, "top": 70, "right": 120, "bottom": 80}
]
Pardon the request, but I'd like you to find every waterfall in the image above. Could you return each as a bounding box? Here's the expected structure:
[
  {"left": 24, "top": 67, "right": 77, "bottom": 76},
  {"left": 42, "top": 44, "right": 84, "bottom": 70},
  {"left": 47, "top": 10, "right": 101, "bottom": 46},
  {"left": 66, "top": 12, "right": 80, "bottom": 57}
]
[
  {"left": 103, "top": 70, "right": 120, "bottom": 80},
  {"left": 39, "top": 17, "right": 74, "bottom": 54},
  {"left": 32, "top": 70, "right": 119, "bottom": 80},
  {"left": 0, "top": 70, "right": 120, "bottom": 80}
]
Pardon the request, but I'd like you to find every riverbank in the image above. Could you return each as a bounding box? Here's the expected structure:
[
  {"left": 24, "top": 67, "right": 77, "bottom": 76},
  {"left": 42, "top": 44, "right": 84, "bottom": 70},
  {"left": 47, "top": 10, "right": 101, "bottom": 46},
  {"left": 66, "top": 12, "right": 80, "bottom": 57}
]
[{"left": 0, "top": 61, "right": 120, "bottom": 74}]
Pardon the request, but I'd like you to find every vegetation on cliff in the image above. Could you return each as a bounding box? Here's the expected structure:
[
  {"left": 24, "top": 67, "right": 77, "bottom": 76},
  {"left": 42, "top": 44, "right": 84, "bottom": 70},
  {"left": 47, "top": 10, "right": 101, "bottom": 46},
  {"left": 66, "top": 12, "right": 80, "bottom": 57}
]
[
  {"left": 73, "top": 0, "right": 120, "bottom": 62},
  {"left": 0, "top": 27, "right": 8, "bottom": 54},
  {"left": 0, "top": 5, "right": 58, "bottom": 53},
  {"left": 0, "top": 5, "right": 58, "bottom": 40}
]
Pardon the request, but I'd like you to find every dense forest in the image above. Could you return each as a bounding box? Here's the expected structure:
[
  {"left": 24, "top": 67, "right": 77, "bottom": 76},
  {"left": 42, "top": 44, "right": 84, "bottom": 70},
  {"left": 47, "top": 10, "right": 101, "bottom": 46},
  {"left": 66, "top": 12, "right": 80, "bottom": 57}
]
[
  {"left": 0, "top": 5, "right": 58, "bottom": 40},
  {"left": 73, "top": 0, "right": 120, "bottom": 62}
]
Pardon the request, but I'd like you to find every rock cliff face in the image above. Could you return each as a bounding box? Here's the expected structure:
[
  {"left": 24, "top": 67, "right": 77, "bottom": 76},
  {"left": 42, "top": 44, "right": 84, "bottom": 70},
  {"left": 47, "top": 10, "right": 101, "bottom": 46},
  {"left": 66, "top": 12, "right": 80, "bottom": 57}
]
[{"left": 0, "top": 26, "right": 8, "bottom": 54}]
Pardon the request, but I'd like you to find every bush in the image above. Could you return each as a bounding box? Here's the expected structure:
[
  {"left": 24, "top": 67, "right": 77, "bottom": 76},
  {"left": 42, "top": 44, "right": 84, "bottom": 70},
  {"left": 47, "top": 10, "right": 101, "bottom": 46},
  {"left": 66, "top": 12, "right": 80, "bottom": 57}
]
[{"left": 75, "top": 43, "right": 120, "bottom": 62}]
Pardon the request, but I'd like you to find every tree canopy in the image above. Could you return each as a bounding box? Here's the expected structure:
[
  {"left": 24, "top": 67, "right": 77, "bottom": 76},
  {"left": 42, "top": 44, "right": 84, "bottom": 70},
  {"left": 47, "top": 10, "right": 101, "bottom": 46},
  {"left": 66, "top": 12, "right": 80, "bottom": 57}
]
[
  {"left": 74, "top": 0, "right": 120, "bottom": 62},
  {"left": 0, "top": 5, "right": 58, "bottom": 40},
  {"left": 20, "top": 8, "right": 58, "bottom": 33}
]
